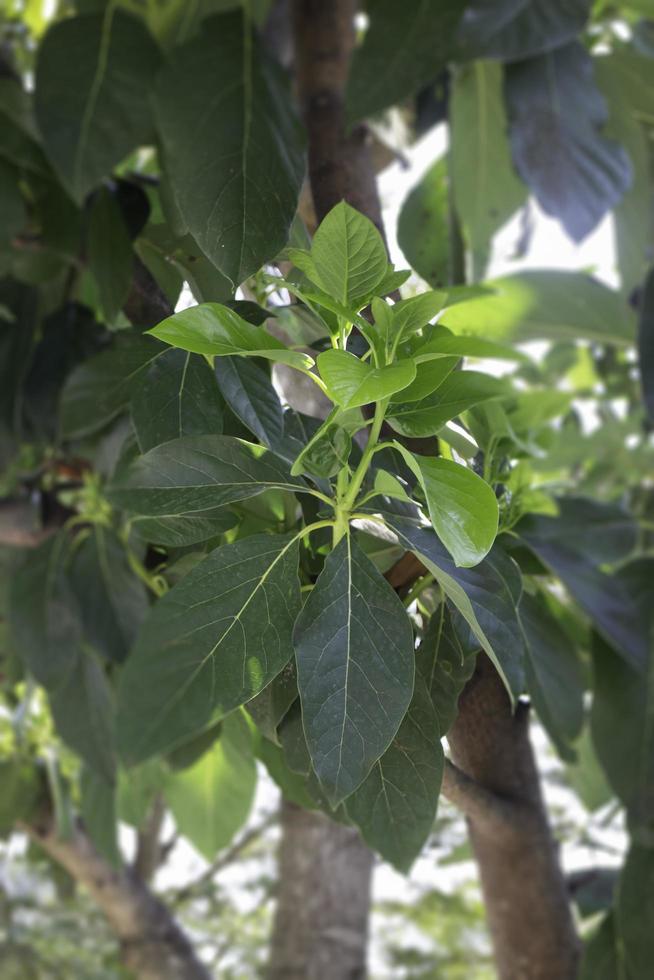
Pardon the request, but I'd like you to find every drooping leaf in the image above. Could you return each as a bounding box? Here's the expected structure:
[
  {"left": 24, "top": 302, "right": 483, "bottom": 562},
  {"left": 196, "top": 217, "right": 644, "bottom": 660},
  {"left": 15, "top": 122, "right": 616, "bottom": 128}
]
[
  {"left": 164, "top": 713, "right": 256, "bottom": 860},
  {"left": 317, "top": 349, "right": 416, "bottom": 409},
  {"left": 310, "top": 202, "right": 388, "bottom": 307},
  {"left": 519, "top": 591, "right": 584, "bottom": 760},
  {"left": 59, "top": 334, "right": 165, "bottom": 439},
  {"left": 504, "top": 42, "right": 632, "bottom": 242},
  {"left": 131, "top": 348, "right": 224, "bottom": 452},
  {"left": 346, "top": 0, "right": 466, "bottom": 123},
  {"left": 214, "top": 356, "right": 284, "bottom": 447},
  {"left": 377, "top": 507, "right": 525, "bottom": 698},
  {"left": 638, "top": 266, "right": 654, "bottom": 425},
  {"left": 154, "top": 11, "right": 304, "bottom": 285},
  {"left": 388, "top": 370, "right": 505, "bottom": 437},
  {"left": 440, "top": 270, "right": 635, "bottom": 344},
  {"left": 397, "top": 157, "right": 451, "bottom": 289},
  {"left": 450, "top": 61, "right": 525, "bottom": 276},
  {"left": 345, "top": 675, "right": 443, "bottom": 871},
  {"left": 107, "top": 435, "right": 308, "bottom": 518},
  {"left": 458, "top": 1, "right": 590, "bottom": 61},
  {"left": 35, "top": 11, "right": 160, "bottom": 201},
  {"left": 616, "top": 844, "right": 654, "bottom": 977},
  {"left": 148, "top": 302, "right": 313, "bottom": 371},
  {"left": 87, "top": 186, "right": 133, "bottom": 322},
  {"left": 117, "top": 533, "right": 301, "bottom": 764},
  {"left": 293, "top": 535, "right": 415, "bottom": 805},
  {"left": 0, "top": 159, "right": 26, "bottom": 249},
  {"left": 417, "top": 602, "right": 478, "bottom": 735},
  {"left": 69, "top": 526, "right": 148, "bottom": 663},
  {"left": 395, "top": 448, "right": 499, "bottom": 567},
  {"left": 80, "top": 768, "right": 120, "bottom": 867}
]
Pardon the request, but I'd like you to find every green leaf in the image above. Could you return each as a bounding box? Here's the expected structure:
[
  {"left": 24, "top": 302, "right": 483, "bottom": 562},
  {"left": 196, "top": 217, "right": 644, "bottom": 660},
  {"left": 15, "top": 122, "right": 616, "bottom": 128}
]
[
  {"left": 117, "top": 760, "right": 166, "bottom": 828},
  {"left": 417, "top": 602, "right": 477, "bottom": 735},
  {"left": 60, "top": 334, "right": 165, "bottom": 439},
  {"left": 345, "top": 675, "right": 443, "bottom": 872},
  {"left": 164, "top": 713, "right": 256, "bottom": 860},
  {"left": 0, "top": 159, "right": 26, "bottom": 249},
  {"left": 154, "top": 12, "right": 304, "bottom": 285},
  {"left": 398, "top": 157, "right": 451, "bottom": 289},
  {"left": 616, "top": 845, "right": 654, "bottom": 977},
  {"left": 579, "top": 913, "right": 621, "bottom": 980},
  {"left": 148, "top": 302, "right": 313, "bottom": 370},
  {"left": 245, "top": 662, "right": 297, "bottom": 743},
  {"left": 214, "top": 356, "right": 284, "bottom": 447},
  {"left": 0, "top": 759, "right": 41, "bottom": 838},
  {"left": 117, "top": 533, "right": 301, "bottom": 764},
  {"left": 450, "top": 61, "right": 526, "bottom": 276},
  {"left": 389, "top": 357, "right": 458, "bottom": 403},
  {"left": 87, "top": 186, "right": 133, "bottom": 322},
  {"left": 317, "top": 350, "right": 416, "bottom": 409},
  {"left": 310, "top": 202, "right": 388, "bottom": 306},
  {"left": 411, "top": 325, "right": 524, "bottom": 362},
  {"left": 458, "top": 1, "right": 590, "bottom": 61},
  {"left": 69, "top": 526, "right": 148, "bottom": 663},
  {"left": 80, "top": 769, "right": 120, "bottom": 867},
  {"left": 131, "top": 348, "right": 224, "bottom": 452},
  {"left": 107, "top": 435, "right": 308, "bottom": 518},
  {"left": 290, "top": 407, "right": 362, "bottom": 478},
  {"left": 395, "top": 449, "right": 498, "bottom": 567},
  {"left": 638, "top": 267, "right": 654, "bottom": 425},
  {"left": 35, "top": 10, "right": 160, "bottom": 201},
  {"left": 131, "top": 512, "right": 238, "bottom": 549},
  {"left": 346, "top": 0, "right": 465, "bottom": 123},
  {"left": 505, "top": 43, "right": 631, "bottom": 242},
  {"left": 440, "top": 271, "right": 635, "bottom": 345},
  {"left": 391, "top": 291, "right": 449, "bottom": 342},
  {"left": 378, "top": 508, "right": 525, "bottom": 698},
  {"left": 293, "top": 535, "right": 415, "bottom": 805},
  {"left": 518, "top": 592, "right": 584, "bottom": 760},
  {"left": 388, "top": 370, "right": 505, "bottom": 437}
]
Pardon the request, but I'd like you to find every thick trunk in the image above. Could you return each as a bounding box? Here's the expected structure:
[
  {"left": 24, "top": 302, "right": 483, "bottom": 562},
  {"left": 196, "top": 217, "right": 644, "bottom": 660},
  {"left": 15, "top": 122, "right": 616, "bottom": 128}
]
[
  {"left": 447, "top": 655, "right": 580, "bottom": 979},
  {"left": 27, "top": 818, "right": 212, "bottom": 980},
  {"left": 268, "top": 801, "right": 374, "bottom": 980}
]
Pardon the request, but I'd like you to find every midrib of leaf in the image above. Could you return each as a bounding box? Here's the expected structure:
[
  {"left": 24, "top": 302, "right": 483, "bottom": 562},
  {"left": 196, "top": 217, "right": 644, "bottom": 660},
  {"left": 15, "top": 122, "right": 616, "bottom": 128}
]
[{"left": 74, "top": 2, "right": 115, "bottom": 193}]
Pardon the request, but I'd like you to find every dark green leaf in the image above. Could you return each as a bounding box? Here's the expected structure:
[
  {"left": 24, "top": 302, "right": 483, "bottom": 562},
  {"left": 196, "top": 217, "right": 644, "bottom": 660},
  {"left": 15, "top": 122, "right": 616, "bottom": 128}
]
[
  {"left": 35, "top": 11, "right": 160, "bottom": 201},
  {"left": 131, "top": 348, "right": 224, "bottom": 452},
  {"left": 458, "top": 1, "right": 590, "bottom": 61},
  {"left": 164, "top": 713, "right": 256, "bottom": 860},
  {"left": 290, "top": 408, "right": 360, "bottom": 478},
  {"left": 579, "top": 913, "right": 621, "bottom": 980},
  {"left": 397, "top": 157, "right": 451, "bottom": 289},
  {"left": 154, "top": 12, "right": 304, "bottom": 285},
  {"left": 388, "top": 370, "right": 505, "bottom": 437},
  {"left": 638, "top": 266, "right": 654, "bottom": 425},
  {"left": 87, "top": 186, "right": 133, "bottom": 322},
  {"left": 616, "top": 845, "right": 654, "bottom": 977},
  {"left": 69, "top": 526, "right": 148, "bottom": 663},
  {"left": 80, "top": 768, "right": 120, "bottom": 867},
  {"left": 0, "top": 159, "right": 25, "bottom": 249},
  {"left": 131, "top": 511, "right": 238, "bottom": 548},
  {"left": 107, "top": 435, "right": 308, "bottom": 518},
  {"left": 60, "top": 334, "right": 165, "bottom": 439},
  {"left": 417, "top": 603, "right": 477, "bottom": 735},
  {"left": 345, "top": 675, "right": 443, "bottom": 871},
  {"left": 245, "top": 662, "right": 297, "bottom": 742},
  {"left": 519, "top": 592, "right": 584, "bottom": 760},
  {"left": 293, "top": 535, "right": 415, "bottom": 804},
  {"left": 346, "top": 0, "right": 465, "bottom": 123},
  {"left": 504, "top": 43, "right": 631, "bottom": 242},
  {"left": 117, "top": 533, "right": 301, "bottom": 763},
  {"left": 214, "top": 356, "right": 284, "bottom": 447}
]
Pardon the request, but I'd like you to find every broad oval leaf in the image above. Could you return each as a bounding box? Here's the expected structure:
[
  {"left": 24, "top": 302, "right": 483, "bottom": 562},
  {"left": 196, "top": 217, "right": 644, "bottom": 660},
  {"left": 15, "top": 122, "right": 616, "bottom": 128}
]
[
  {"left": 131, "top": 348, "right": 224, "bottom": 452},
  {"left": 458, "top": 0, "right": 590, "bottom": 61},
  {"left": 345, "top": 675, "right": 443, "bottom": 872},
  {"left": 107, "top": 435, "right": 308, "bottom": 517},
  {"left": 154, "top": 12, "right": 305, "bottom": 286},
  {"left": 35, "top": 11, "right": 160, "bottom": 201},
  {"left": 117, "top": 533, "right": 301, "bottom": 764},
  {"left": 293, "top": 535, "right": 415, "bottom": 805},
  {"left": 317, "top": 349, "right": 416, "bottom": 409},
  {"left": 395, "top": 449, "right": 499, "bottom": 567},
  {"left": 388, "top": 370, "right": 505, "bottom": 437},
  {"left": 310, "top": 202, "right": 388, "bottom": 307}
]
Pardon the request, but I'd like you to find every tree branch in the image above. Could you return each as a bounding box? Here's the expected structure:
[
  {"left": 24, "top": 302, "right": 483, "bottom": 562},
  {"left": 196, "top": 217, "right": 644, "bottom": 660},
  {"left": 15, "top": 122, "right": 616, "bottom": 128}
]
[
  {"left": 133, "top": 793, "right": 167, "bottom": 884},
  {"left": 441, "top": 758, "right": 537, "bottom": 839}
]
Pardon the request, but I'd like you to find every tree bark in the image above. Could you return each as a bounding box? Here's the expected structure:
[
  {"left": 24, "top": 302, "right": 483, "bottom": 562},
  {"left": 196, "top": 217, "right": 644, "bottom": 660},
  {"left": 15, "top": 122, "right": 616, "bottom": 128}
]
[
  {"left": 447, "top": 655, "right": 580, "bottom": 980},
  {"left": 268, "top": 801, "right": 373, "bottom": 980},
  {"left": 26, "top": 817, "right": 212, "bottom": 980}
]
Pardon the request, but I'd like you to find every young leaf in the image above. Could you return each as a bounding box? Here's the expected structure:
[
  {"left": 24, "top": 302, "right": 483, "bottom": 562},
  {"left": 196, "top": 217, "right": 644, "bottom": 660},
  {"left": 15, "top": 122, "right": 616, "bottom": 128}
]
[
  {"left": 310, "top": 202, "right": 388, "bottom": 307},
  {"left": 390, "top": 357, "right": 458, "bottom": 403},
  {"left": 148, "top": 302, "right": 313, "bottom": 370},
  {"left": 317, "top": 349, "right": 416, "bottom": 409},
  {"left": 164, "top": 714, "right": 256, "bottom": 861},
  {"left": 411, "top": 327, "right": 523, "bottom": 362},
  {"left": 388, "top": 371, "right": 505, "bottom": 437},
  {"left": 290, "top": 407, "right": 362, "bottom": 478},
  {"left": 107, "top": 435, "right": 308, "bottom": 518},
  {"left": 395, "top": 448, "right": 499, "bottom": 566},
  {"left": 392, "top": 291, "right": 449, "bottom": 342},
  {"left": 117, "top": 533, "right": 301, "bottom": 764},
  {"left": 131, "top": 348, "right": 224, "bottom": 452},
  {"left": 293, "top": 535, "right": 415, "bottom": 805},
  {"left": 345, "top": 675, "right": 443, "bottom": 872},
  {"left": 35, "top": 11, "right": 160, "bottom": 201},
  {"left": 154, "top": 12, "right": 304, "bottom": 285}
]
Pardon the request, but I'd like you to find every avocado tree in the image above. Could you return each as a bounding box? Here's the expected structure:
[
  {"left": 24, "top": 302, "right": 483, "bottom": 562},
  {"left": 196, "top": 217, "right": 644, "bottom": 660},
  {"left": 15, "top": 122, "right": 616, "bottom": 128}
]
[{"left": 0, "top": 1, "right": 653, "bottom": 978}]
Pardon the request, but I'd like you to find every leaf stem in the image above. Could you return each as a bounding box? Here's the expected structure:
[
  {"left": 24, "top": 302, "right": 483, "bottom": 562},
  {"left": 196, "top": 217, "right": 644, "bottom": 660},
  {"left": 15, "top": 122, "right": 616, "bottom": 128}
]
[{"left": 342, "top": 398, "right": 388, "bottom": 511}]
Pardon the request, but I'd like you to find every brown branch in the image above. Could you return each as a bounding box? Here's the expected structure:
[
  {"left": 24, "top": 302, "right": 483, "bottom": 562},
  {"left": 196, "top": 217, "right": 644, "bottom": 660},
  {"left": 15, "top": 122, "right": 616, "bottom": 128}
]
[
  {"left": 133, "top": 793, "right": 167, "bottom": 884},
  {"left": 441, "top": 759, "right": 536, "bottom": 838},
  {"left": 23, "top": 817, "right": 212, "bottom": 980}
]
